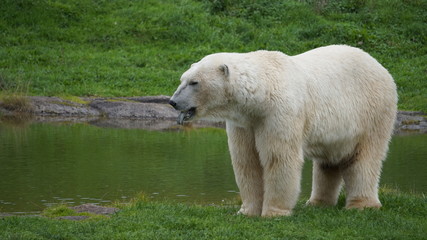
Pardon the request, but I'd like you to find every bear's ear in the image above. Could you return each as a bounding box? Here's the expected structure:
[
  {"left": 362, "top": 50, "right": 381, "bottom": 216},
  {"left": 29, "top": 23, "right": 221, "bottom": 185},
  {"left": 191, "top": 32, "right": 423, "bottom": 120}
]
[{"left": 219, "top": 64, "right": 229, "bottom": 78}]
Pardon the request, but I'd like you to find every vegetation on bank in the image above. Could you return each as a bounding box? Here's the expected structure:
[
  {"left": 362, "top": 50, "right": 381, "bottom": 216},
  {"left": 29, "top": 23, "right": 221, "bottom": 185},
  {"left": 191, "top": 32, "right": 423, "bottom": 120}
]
[
  {"left": 1, "top": 189, "right": 426, "bottom": 239},
  {"left": 0, "top": 0, "right": 426, "bottom": 112}
]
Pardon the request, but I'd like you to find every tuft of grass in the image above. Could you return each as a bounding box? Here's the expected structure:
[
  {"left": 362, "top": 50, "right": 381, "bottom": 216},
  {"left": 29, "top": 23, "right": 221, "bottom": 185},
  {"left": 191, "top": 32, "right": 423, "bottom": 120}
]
[
  {"left": 41, "top": 204, "right": 78, "bottom": 218},
  {"left": 0, "top": 77, "right": 33, "bottom": 113},
  {"left": 0, "top": 189, "right": 425, "bottom": 239},
  {"left": 0, "top": 94, "right": 32, "bottom": 112}
]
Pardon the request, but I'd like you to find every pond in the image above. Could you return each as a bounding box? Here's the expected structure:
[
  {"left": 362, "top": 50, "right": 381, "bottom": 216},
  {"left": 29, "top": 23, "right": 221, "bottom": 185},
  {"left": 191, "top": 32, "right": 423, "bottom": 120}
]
[{"left": 0, "top": 120, "right": 426, "bottom": 214}]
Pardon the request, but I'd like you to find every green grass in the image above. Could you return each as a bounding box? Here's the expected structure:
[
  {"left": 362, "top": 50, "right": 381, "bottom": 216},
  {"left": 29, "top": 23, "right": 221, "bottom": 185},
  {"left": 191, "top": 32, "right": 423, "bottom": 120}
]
[
  {"left": 0, "top": 189, "right": 426, "bottom": 239},
  {"left": 0, "top": 0, "right": 426, "bottom": 111}
]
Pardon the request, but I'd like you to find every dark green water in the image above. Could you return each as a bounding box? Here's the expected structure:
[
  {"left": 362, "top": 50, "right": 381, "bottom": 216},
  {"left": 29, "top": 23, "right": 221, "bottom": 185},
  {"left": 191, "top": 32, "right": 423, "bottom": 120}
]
[{"left": 0, "top": 122, "right": 426, "bottom": 213}]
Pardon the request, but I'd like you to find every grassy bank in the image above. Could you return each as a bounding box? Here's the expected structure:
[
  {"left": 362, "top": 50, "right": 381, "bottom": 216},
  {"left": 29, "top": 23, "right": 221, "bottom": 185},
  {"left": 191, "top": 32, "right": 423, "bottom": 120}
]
[
  {"left": 1, "top": 190, "right": 426, "bottom": 239},
  {"left": 0, "top": 0, "right": 426, "bottom": 112}
]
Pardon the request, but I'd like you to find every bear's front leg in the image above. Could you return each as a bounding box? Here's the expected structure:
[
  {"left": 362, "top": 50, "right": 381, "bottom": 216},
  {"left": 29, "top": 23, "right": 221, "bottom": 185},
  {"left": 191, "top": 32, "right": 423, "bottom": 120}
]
[
  {"left": 226, "top": 122, "right": 264, "bottom": 216},
  {"left": 257, "top": 135, "right": 304, "bottom": 217}
]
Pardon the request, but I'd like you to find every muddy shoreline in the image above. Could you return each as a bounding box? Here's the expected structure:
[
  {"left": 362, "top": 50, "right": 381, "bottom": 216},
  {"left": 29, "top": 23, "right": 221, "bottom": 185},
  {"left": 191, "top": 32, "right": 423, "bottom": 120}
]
[{"left": 0, "top": 96, "right": 426, "bottom": 134}]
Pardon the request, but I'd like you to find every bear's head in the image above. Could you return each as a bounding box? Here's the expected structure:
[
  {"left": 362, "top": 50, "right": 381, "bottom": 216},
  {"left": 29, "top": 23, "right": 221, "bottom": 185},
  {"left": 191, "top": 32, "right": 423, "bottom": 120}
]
[{"left": 169, "top": 54, "right": 233, "bottom": 124}]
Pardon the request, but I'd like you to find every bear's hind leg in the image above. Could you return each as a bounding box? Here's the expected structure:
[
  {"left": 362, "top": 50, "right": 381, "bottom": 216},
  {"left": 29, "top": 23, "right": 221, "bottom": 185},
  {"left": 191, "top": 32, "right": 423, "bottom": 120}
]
[
  {"left": 307, "top": 160, "right": 342, "bottom": 207},
  {"left": 341, "top": 138, "right": 387, "bottom": 209}
]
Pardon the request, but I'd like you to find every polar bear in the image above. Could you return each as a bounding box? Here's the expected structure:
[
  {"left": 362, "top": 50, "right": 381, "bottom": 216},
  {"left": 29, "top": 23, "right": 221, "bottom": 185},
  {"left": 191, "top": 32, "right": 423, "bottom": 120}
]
[{"left": 169, "top": 45, "right": 397, "bottom": 217}]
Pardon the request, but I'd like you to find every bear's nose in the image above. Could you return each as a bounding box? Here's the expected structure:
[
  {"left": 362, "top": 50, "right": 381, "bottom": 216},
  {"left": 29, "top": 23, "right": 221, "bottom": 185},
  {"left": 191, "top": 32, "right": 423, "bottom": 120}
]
[{"left": 169, "top": 100, "right": 177, "bottom": 108}]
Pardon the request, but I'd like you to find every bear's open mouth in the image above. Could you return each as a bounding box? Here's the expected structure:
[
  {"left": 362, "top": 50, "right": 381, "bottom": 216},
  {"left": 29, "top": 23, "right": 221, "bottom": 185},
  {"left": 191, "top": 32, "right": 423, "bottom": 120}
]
[{"left": 177, "top": 107, "right": 196, "bottom": 125}]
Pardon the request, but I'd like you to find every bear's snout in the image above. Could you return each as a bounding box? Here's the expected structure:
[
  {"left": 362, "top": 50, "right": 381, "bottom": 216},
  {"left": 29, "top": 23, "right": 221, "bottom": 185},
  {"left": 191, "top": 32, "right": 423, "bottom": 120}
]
[{"left": 169, "top": 100, "right": 178, "bottom": 109}]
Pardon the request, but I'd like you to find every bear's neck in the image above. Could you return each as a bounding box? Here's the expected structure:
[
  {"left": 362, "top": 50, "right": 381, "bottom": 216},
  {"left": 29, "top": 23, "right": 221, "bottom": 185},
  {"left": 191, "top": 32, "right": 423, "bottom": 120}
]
[{"left": 221, "top": 103, "right": 267, "bottom": 128}]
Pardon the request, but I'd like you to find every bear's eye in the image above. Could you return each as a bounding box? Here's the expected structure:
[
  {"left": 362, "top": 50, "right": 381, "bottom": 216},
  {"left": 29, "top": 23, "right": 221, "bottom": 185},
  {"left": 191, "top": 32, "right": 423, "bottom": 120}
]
[{"left": 189, "top": 81, "right": 199, "bottom": 86}]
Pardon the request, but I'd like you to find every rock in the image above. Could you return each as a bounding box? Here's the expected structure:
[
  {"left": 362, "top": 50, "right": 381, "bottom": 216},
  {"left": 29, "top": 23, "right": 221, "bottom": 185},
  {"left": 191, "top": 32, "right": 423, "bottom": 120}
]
[
  {"left": 0, "top": 213, "right": 14, "bottom": 218},
  {"left": 128, "top": 95, "right": 171, "bottom": 104},
  {"left": 89, "top": 100, "right": 178, "bottom": 119},
  {"left": 57, "top": 216, "right": 90, "bottom": 221},
  {"left": 70, "top": 204, "right": 119, "bottom": 215},
  {"left": 81, "top": 95, "right": 171, "bottom": 104},
  {"left": 33, "top": 115, "right": 100, "bottom": 123},
  {"left": 395, "top": 111, "right": 427, "bottom": 134},
  {"left": 30, "top": 97, "right": 100, "bottom": 117},
  {"left": 88, "top": 118, "right": 225, "bottom": 131},
  {"left": 0, "top": 96, "right": 178, "bottom": 120},
  {"left": 55, "top": 204, "right": 119, "bottom": 221},
  {"left": 90, "top": 118, "right": 179, "bottom": 130}
]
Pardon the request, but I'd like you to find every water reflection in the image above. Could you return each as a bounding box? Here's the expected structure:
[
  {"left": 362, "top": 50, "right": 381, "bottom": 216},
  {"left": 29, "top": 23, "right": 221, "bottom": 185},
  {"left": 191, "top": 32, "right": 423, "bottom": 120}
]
[{"left": 0, "top": 121, "right": 425, "bottom": 213}]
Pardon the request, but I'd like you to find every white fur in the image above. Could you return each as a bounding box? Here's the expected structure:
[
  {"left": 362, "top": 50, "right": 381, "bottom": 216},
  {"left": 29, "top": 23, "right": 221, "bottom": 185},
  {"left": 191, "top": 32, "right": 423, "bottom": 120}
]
[{"left": 170, "top": 45, "right": 398, "bottom": 217}]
